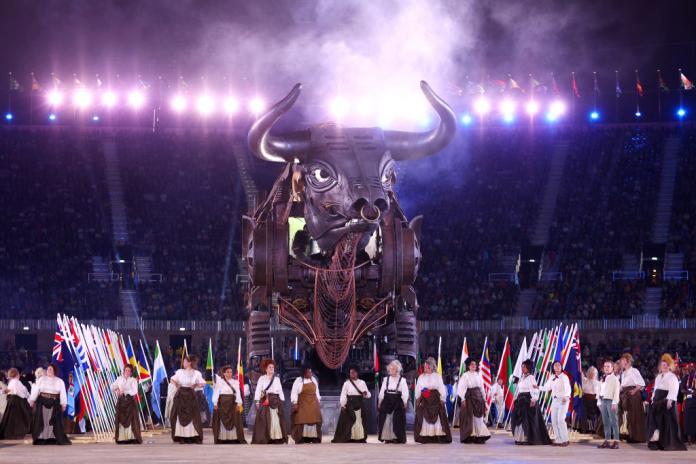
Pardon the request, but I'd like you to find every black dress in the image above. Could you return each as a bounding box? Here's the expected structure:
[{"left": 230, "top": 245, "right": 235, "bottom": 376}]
[
  {"left": 377, "top": 376, "right": 407, "bottom": 444},
  {"left": 510, "top": 392, "right": 551, "bottom": 445},
  {"left": 31, "top": 394, "right": 71, "bottom": 445},
  {"left": 0, "top": 394, "right": 32, "bottom": 439},
  {"left": 646, "top": 389, "right": 687, "bottom": 451}
]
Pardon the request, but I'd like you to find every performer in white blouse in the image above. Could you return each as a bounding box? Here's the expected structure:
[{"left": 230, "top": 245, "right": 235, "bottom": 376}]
[
  {"left": 377, "top": 359, "right": 409, "bottom": 443},
  {"left": 290, "top": 366, "right": 323, "bottom": 443},
  {"left": 332, "top": 365, "right": 371, "bottom": 443},
  {"left": 28, "top": 364, "right": 71, "bottom": 445},
  {"left": 111, "top": 364, "right": 142, "bottom": 444},
  {"left": 597, "top": 360, "right": 621, "bottom": 449},
  {"left": 510, "top": 360, "right": 550, "bottom": 446},
  {"left": 170, "top": 355, "right": 206, "bottom": 443},
  {"left": 618, "top": 353, "right": 646, "bottom": 443},
  {"left": 414, "top": 357, "right": 451, "bottom": 443},
  {"left": 488, "top": 377, "right": 505, "bottom": 428},
  {"left": 456, "top": 358, "right": 491, "bottom": 443},
  {"left": 0, "top": 367, "right": 31, "bottom": 439},
  {"left": 646, "top": 354, "right": 687, "bottom": 451},
  {"left": 252, "top": 359, "right": 287, "bottom": 444},
  {"left": 537, "top": 361, "right": 571, "bottom": 446},
  {"left": 211, "top": 365, "right": 246, "bottom": 444},
  {"left": 579, "top": 366, "right": 601, "bottom": 434}
]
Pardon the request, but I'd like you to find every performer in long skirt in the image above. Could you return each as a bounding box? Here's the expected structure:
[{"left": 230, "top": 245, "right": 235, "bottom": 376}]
[
  {"left": 0, "top": 368, "right": 32, "bottom": 439},
  {"left": 488, "top": 376, "right": 505, "bottom": 429},
  {"left": 111, "top": 364, "right": 142, "bottom": 444},
  {"left": 377, "top": 360, "right": 409, "bottom": 444},
  {"left": 510, "top": 360, "right": 551, "bottom": 446},
  {"left": 252, "top": 359, "right": 288, "bottom": 444},
  {"left": 211, "top": 365, "right": 246, "bottom": 444},
  {"left": 538, "top": 361, "right": 571, "bottom": 446},
  {"left": 28, "top": 364, "right": 71, "bottom": 445},
  {"left": 290, "top": 365, "right": 322, "bottom": 443},
  {"left": 456, "top": 358, "right": 491, "bottom": 444},
  {"left": 580, "top": 366, "right": 601, "bottom": 434},
  {"left": 682, "top": 364, "right": 696, "bottom": 445},
  {"left": 332, "top": 365, "right": 371, "bottom": 443},
  {"left": 646, "top": 354, "right": 687, "bottom": 451},
  {"left": 170, "top": 355, "right": 206, "bottom": 444},
  {"left": 414, "top": 357, "right": 452, "bottom": 443},
  {"left": 597, "top": 360, "right": 621, "bottom": 449},
  {"left": 618, "top": 353, "right": 646, "bottom": 443}
]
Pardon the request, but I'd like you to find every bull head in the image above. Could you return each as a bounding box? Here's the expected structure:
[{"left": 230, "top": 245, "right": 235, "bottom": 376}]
[{"left": 248, "top": 81, "right": 456, "bottom": 252}]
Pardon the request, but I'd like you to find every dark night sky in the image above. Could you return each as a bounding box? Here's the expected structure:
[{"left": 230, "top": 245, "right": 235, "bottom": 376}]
[{"left": 1, "top": 0, "right": 695, "bottom": 104}]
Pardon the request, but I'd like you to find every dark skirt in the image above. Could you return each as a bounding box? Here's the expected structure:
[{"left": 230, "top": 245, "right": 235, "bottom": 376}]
[
  {"left": 414, "top": 389, "right": 452, "bottom": 444},
  {"left": 378, "top": 392, "right": 407, "bottom": 443},
  {"left": 510, "top": 392, "right": 551, "bottom": 445},
  {"left": 459, "top": 387, "right": 490, "bottom": 443},
  {"left": 170, "top": 387, "right": 204, "bottom": 444},
  {"left": 0, "top": 395, "right": 32, "bottom": 439},
  {"left": 114, "top": 394, "right": 143, "bottom": 444},
  {"left": 646, "top": 389, "right": 687, "bottom": 451},
  {"left": 619, "top": 387, "right": 646, "bottom": 443},
  {"left": 252, "top": 393, "right": 288, "bottom": 444},
  {"left": 685, "top": 397, "right": 696, "bottom": 439},
  {"left": 332, "top": 395, "right": 369, "bottom": 443},
  {"left": 211, "top": 394, "right": 247, "bottom": 444},
  {"left": 578, "top": 393, "right": 599, "bottom": 433},
  {"left": 30, "top": 395, "right": 71, "bottom": 445}
]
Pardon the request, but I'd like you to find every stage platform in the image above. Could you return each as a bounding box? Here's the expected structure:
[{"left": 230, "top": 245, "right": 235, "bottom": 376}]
[{"left": 0, "top": 430, "right": 693, "bottom": 463}]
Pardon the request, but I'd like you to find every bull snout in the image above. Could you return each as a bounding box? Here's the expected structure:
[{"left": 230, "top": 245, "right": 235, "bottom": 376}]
[{"left": 351, "top": 197, "right": 389, "bottom": 223}]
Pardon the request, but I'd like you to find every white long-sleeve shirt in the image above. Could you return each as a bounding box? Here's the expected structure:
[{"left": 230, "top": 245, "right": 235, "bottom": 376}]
[
  {"left": 456, "top": 371, "right": 485, "bottom": 401},
  {"left": 290, "top": 376, "right": 321, "bottom": 404},
  {"left": 489, "top": 382, "right": 504, "bottom": 404},
  {"left": 582, "top": 377, "right": 600, "bottom": 395},
  {"left": 29, "top": 376, "right": 67, "bottom": 406},
  {"left": 212, "top": 377, "right": 242, "bottom": 405},
  {"left": 111, "top": 376, "right": 138, "bottom": 396},
  {"left": 517, "top": 374, "right": 539, "bottom": 401},
  {"left": 620, "top": 367, "right": 645, "bottom": 388},
  {"left": 339, "top": 379, "right": 371, "bottom": 407},
  {"left": 171, "top": 368, "right": 205, "bottom": 389},
  {"left": 378, "top": 375, "right": 409, "bottom": 405},
  {"left": 540, "top": 373, "right": 571, "bottom": 408},
  {"left": 653, "top": 371, "right": 680, "bottom": 402},
  {"left": 598, "top": 373, "right": 621, "bottom": 405},
  {"left": 254, "top": 375, "right": 284, "bottom": 402},
  {"left": 415, "top": 373, "right": 446, "bottom": 402},
  {"left": 7, "top": 378, "right": 29, "bottom": 398}
]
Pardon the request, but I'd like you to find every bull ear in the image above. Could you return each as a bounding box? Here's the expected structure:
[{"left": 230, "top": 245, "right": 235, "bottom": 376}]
[
  {"left": 409, "top": 215, "right": 423, "bottom": 243},
  {"left": 247, "top": 83, "right": 311, "bottom": 163},
  {"left": 384, "top": 81, "right": 457, "bottom": 161},
  {"left": 291, "top": 164, "right": 305, "bottom": 201}
]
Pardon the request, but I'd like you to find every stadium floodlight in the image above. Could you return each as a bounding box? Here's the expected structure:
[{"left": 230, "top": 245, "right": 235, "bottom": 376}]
[
  {"left": 460, "top": 114, "right": 473, "bottom": 125},
  {"left": 48, "top": 113, "right": 57, "bottom": 121},
  {"left": 47, "top": 90, "right": 64, "bottom": 107},
  {"left": 590, "top": 111, "right": 600, "bottom": 120},
  {"left": 249, "top": 97, "right": 265, "bottom": 114},
  {"left": 473, "top": 97, "right": 491, "bottom": 115},
  {"left": 196, "top": 94, "right": 215, "bottom": 116},
  {"left": 549, "top": 100, "right": 567, "bottom": 116},
  {"left": 101, "top": 90, "right": 117, "bottom": 108},
  {"left": 635, "top": 111, "right": 642, "bottom": 118},
  {"left": 329, "top": 96, "right": 349, "bottom": 119},
  {"left": 73, "top": 89, "right": 93, "bottom": 109},
  {"left": 127, "top": 90, "right": 145, "bottom": 109},
  {"left": 525, "top": 100, "right": 540, "bottom": 116},
  {"left": 170, "top": 95, "right": 187, "bottom": 113},
  {"left": 5, "top": 113, "right": 13, "bottom": 121},
  {"left": 222, "top": 96, "right": 239, "bottom": 115},
  {"left": 677, "top": 107, "right": 686, "bottom": 118}
]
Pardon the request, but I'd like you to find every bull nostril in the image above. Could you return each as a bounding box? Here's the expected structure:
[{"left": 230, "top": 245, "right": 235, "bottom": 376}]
[
  {"left": 374, "top": 198, "right": 389, "bottom": 213},
  {"left": 360, "top": 204, "right": 381, "bottom": 222}
]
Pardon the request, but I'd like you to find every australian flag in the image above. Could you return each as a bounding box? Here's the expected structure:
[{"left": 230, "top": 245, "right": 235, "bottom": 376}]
[
  {"left": 564, "top": 332, "right": 584, "bottom": 421},
  {"left": 52, "top": 328, "right": 78, "bottom": 417}
]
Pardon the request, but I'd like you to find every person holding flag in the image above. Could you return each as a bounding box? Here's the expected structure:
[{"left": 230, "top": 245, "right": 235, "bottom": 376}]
[
  {"left": 170, "top": 355, "right": 206, "bottom": 444},
  {"left": 252, "top": 359, "right": 287, "bottom": 444},
  {"left": 510, "top": 360, "right": 551, "bottom": 446},
  {"left": 110, "top": 364, "right": 142, "bottom": 444},
  {"left": 290, "top": 365, "right": 323, "bottom": 444},
  {"left": 413, "top": 357, "right": 452, "bottom": 444},
  {"left": 456, "top": 358, "right": 491, "bottom": 444},
  {"left": 537, "top": 361, "right": 571, "bottom": 446},
  {"left": 332, "top": 365, "right": 371, "bottom": 443},
  {"left": 377, "top": 360, "right": 409, "bottom": 444},
  {"left": 28, "top": 363, "right": 71, "bottom": 445},
  {"left": 211, "top": 365, "right": 246, "bottom": 444}
]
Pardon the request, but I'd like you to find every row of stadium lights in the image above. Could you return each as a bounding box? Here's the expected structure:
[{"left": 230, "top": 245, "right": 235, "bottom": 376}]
[{"left": 1, "top": 88, "right": 689, "bottom": 124}]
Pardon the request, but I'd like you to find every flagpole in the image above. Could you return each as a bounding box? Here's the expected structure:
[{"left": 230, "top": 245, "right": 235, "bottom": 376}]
[
  {"left": 138, "top": 338, "right": 155, "bottom": 429},
  {"left": 128, "top": 335, "right": 152, "bottom": 430}
]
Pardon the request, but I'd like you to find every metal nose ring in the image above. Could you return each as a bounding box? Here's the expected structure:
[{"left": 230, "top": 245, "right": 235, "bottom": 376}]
[{"left": 360, "top": 204, "right": 381, "bottom": 222}]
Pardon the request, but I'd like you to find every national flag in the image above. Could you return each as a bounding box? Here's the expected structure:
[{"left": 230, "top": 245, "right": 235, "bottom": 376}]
[
  {"left": 373, "top": 336, "right": 380, "bottom": 389},
  {"left": 497, "top": 338, "right": 515, "bottom": 410},
  {"left": 480, "top": 337, "right": 492, "bottom": 403},
  {"left": 126, "top": 336, "right": 138, "bottom": 370},
  {"left": 53, "top": 331, "right": 64, "bottom": 362},
  {"left": 437, "top": 336, "right": 443, "bottom": 375},
  {"left": 30, "top": 73, "right": 41, "bottom": 91},
  {"left": 73, "top": 74, "right": 83, "bottom": 87},
  {"left": 554, "top": 324, "right": 568, "bottom": 363},
  {"left": 458, "top": 338, "right": 469, "bottom": 377},
  {"left": 512, "top": 336, "right": 528, "bottom": 380},
  {"left": 180, "top": 338, "right": 188, "bottom": 367},
  {"left": 204, "top": 338, "right": 215, "bottom": 415},
  {"left": 658, "top": 70, "right": 669, "bottom": 91},
  {"left": 50, "top": 73, "right": 61, "bottom": 88},
  {"left": 681, "top": 72, "right": 694, "bottom": 90},
  {"left": 9, "top": 73, "right": 22, "bottom": 91},
  {"left": 136, "top": 340, "right": 151, "bottom": 382},
  {"left": 572, "top": 72, "right": 580, "bottom": 98},
  {"left": 151, "top": 340, "right": 168, "bottom": 421},
  {"left": 636, "top": 71, "right": 644, "bottom": 97},
  {"left": 564, "top": 330, "right": 584, "bottom": 421},
  {"left": 491, "top": 78, "right": 507, "bottom": 93},
  {"left": 551, "top": 73, "right": 560, "bottom": 96},
  {"left": 236, "top": 338, "right": 245, "bottom": 400},
  {"left": 508, "top": 76, "right": 522, "bottom": 92},
  {"left": 69, "top": 319, "right": 90, "bottom": 371}
]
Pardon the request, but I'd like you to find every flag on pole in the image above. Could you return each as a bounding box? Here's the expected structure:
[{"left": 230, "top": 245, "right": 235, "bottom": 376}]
[
  {"left": 151, "top": 340, "right": 168, "bottom": 421},
  {"left": 458, "top": 338, "right": 469, "bottom": 377},
  {"left": 681, "top": 72, "right": 694, "bottom": 90},
  {"left": 236, "top": 338, "right": 245, "bottom": 400},
  {"left": 136, "top": 341, "right": 151, "bottom": 382},
  {"left": 565, "top": 330, "right": 584, "bottom": 420},
  {"left": 658, "top": 70, "right": 669, "bottom": 91},
  {"left": 551, "top": 73, "right": 560, "bottom": 96},
  {"left": 9, "top": 73, "right": 22, "bottom": 91},
  {"left": 635, "top": 70, "right": 644, "bottom": 97},
  {"left": 180, "top": 338, "right": 188, "bottom": 367},
  {"left": 571, "top": 72, "right": 580, "bottom": 98},
  {"left": 512, "top": 336, "right": 528, "bottom": 381},
  {"left": 30, "top": 72, "right": 41, "bottom": 91},
  {"left": 437, "top": 336, "right": 443, "bottom": 375},
  {"left": 204, "top": 338, "right": 215, "bottom": 415},
  {"left": 497, "top": 338, "right": 515, "bottom": 410},
  {"left": 480, "top": 337, "right": 492, "bottom": 401},
  {"left": 373, "top": 336, "right": 380, "bottom": 389}
]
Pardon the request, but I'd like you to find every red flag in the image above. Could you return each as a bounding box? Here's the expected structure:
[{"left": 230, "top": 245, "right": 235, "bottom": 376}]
[
  {"left": 497, "top": 339, "right": 514, "bottom": 409},
  {"left": 571, "top": 72, "right": 580, "bottom": 98},
  {"left": 681, "top": 72, "right": 694, "bottom": 90},
  {"left": 636, "top": 71, "right": 644, "bottom": 97}
]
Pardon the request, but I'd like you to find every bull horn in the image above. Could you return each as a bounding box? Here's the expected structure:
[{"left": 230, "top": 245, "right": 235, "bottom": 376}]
[
  {"left": 247, "top": 83, "right": 311, "bottom": 163},
  {"left": 384, "top": 81, "right": 457, "bottom": 161}
]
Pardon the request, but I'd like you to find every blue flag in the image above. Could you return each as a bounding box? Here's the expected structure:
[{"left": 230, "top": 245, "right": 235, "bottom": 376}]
[{"left": 564, "top": 334, "right": 584, "bottom": 420}]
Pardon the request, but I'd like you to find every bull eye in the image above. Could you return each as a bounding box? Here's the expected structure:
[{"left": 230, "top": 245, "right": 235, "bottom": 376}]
[{"left": 313, "top": 168, "right": 331, "bottom": 183}]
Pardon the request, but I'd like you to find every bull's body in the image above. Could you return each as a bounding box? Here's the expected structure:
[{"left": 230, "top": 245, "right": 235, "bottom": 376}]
[{"left": 242, "top": 82, "right": 456, "bottom": 379}]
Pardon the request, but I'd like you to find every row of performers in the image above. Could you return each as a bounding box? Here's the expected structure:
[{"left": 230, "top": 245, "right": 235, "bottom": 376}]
[{"left": 0, "top": 353, "right": 688, "bottom": 450}]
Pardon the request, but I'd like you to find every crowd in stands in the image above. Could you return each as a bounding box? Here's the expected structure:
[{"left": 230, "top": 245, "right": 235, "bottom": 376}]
[{"left": 0, "top": 126, "right": 694, "bottom": 322}]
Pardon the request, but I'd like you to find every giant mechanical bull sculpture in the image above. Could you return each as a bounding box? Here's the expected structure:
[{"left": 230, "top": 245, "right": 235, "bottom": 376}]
[{"left": 242, "top": 81, "right": 456, "bottom": 374}]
